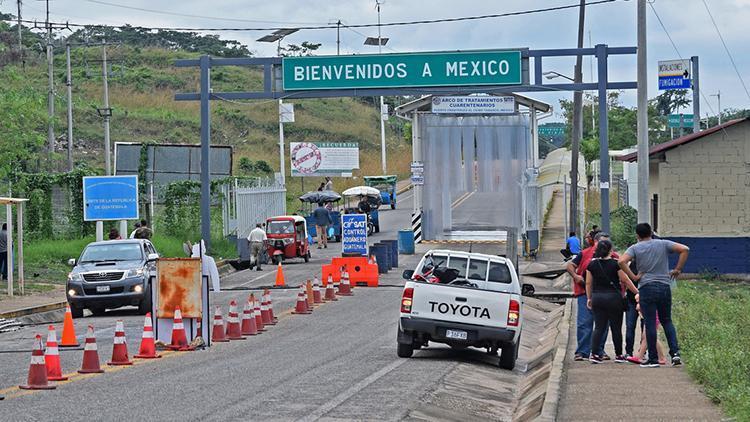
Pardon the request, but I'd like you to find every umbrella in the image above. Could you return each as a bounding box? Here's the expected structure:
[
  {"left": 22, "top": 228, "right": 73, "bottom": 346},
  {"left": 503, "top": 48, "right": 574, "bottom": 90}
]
[
  {"left": 342, "top": 186, "right": 380, "bottom": 197},
  {"left": 299, "top": 191, "right": 341, "bottom": 203}
]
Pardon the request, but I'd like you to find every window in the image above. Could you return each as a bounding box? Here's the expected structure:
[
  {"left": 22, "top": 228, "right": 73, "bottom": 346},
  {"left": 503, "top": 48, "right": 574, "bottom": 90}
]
[
  {"left": 267, "top": 221, "right": 294, "bottom": 234},
  {"left": 467, "top": 259, "right": 488, "bottom": 281},
  {"left": 488, "top": 262, "right": 512, "bottom": 284},
  {"left": 80, "top": 243, "right": 143, "bottom": 262},
  {"left": 447, "top": 256, "right": 468, "bottom": 278}
]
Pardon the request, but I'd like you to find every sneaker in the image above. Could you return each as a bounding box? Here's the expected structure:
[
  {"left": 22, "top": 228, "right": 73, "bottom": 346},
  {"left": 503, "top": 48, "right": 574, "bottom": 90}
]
[
  {"left": 614, "top": 355, "right": 627, "bottom": 363},
  {"left": 640, "top": 360, "right": 660, "bottom": 368},
  {"left": 589, "top": 354, "right": 603, "bottom": 364},
  {"left": 626, "top": 356, "right": 643, "bottom": 364},
  {"left": 602, "top": 353, "right": 611, "bottom": 361},
  {"left": 672, "top": 354, "right": 682, "bottom": 366},
  {"left": 574, "top": 353, "right": 584, "bottom": 361}
]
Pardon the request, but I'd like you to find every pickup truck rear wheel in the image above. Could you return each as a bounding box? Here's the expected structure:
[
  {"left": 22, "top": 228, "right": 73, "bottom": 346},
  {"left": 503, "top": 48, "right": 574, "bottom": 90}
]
[
  {"left": 499, "top": 340, "right": 519, "bottom": 370},
  {"left": 397, "top": 342, "right": 414, "bottom": 358}
]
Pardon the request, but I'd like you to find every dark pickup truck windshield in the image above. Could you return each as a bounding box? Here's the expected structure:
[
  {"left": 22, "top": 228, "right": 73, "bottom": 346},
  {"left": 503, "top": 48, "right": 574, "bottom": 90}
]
[{"left": 80, "top": 243, "right": 143, "bottom": 262}]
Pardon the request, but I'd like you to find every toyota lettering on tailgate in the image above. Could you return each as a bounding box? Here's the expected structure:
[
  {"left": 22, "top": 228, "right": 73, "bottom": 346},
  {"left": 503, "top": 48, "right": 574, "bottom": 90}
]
[{"left": 428, "top": 301, "right": 491, "bottom": 319}]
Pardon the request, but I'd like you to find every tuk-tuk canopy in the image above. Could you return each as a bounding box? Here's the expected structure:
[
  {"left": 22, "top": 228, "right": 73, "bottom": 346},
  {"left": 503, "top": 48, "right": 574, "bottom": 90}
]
[
  {"left": 364, "top": 175, "right": 397, "bottom": 187},
  {"left": 342, "top": 186, "right": 380, "bottom": 197},
  {"left": 299, "top": 191, "right": 342, "bottom": 203}
]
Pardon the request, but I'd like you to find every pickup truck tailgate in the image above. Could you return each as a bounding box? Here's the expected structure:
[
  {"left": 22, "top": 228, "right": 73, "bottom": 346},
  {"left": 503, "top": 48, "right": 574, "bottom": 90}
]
[{"left": 410, "top": 282, "right": 510, "bottom": 329}]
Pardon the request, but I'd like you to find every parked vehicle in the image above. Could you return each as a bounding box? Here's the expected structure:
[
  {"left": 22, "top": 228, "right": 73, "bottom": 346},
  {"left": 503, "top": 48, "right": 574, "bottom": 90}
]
[
  {"left": 66, "top": 239, "right": 159, "bottom": 317},
  {"left": 265, "top": 215, "right": 311, "bottom": 265},
  {"left": 342, "top": 186, "right": 382, "bottom": 234},
  {"left": 364, "top": 175, "right": 398, "bottom": 209},
  {"left": 398, "top": 249, "right": 533, "bottom": 370}
]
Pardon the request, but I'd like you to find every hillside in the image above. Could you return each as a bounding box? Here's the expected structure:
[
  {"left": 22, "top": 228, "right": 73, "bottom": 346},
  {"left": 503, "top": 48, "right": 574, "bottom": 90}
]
[{"left": 0, "top": 24, "right": 411, "bottom": 196}]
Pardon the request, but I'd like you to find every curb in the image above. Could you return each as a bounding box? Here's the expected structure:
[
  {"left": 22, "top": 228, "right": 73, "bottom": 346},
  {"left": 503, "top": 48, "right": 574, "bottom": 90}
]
[
  {"left": 535, "top": 298, "right": 572, "bottom": 422},
  {"left": 0, "top": 301, "right": 68, "bottom": 319},
  {"left": 395, "top": 183, "right": 413, "bottom": 195}
]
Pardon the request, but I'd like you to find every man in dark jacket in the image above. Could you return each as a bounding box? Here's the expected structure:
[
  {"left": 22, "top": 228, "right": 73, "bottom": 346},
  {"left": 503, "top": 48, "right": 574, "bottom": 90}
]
[{"left": 312, "top": 203, "right": 332, "bottom": 249}]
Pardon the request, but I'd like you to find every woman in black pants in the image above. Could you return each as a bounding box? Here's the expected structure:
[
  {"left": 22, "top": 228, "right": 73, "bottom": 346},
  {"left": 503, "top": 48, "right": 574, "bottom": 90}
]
[{"left": 586, "top": 239, "right": 639, "bottom": 363}]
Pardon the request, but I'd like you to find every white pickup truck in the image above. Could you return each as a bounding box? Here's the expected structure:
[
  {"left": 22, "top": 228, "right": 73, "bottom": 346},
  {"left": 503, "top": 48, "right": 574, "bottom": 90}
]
[{"left": 398, "top": 249, "right": 532, "bottom": 370}]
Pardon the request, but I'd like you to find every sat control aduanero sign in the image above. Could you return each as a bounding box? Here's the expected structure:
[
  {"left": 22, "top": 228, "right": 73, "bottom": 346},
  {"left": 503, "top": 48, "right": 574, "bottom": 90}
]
[{"left": 283, "top": 50, "right": 522, "bottom": 90}]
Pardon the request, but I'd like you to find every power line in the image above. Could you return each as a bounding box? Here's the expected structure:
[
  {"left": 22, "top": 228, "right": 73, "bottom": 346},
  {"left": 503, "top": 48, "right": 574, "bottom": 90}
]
[
  {"left": 648, "top": 1, "right": 719, "bottom": 119},
  {"left": 700, "top": 0, "right": 750, "bottom": 102},
  {"left": 81, "top": 0, "right": 328, "bottom": 26},
  {"left": 6, "top": 0, "right": 620, "bottom": 32}
]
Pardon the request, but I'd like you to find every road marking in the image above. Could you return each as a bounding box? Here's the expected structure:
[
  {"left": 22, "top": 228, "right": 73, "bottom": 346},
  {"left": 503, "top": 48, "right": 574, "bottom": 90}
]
[
  {"left": 451, "top": 191, "right": 475, "bottom": 209},
  {"left": 296, "top": 358, "right": 407, "bottom": 422},
  {"left": 239, "top": 268, "right": 277, "bottom": 287}
]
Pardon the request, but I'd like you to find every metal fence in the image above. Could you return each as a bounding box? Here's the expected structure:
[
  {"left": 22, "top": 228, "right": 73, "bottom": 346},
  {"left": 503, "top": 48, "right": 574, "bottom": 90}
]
[{"left": 222, "top": 178, "right": 286, "bottom": 238}]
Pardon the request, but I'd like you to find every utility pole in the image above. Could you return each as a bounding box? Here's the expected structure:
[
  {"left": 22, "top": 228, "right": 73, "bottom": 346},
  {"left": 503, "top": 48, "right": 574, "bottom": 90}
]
[
  {"left": 65, "top": 41, "right": 74, "bottom": 171},
  {"left": 691, "top": 56, "right": 700, "bottom": 133},
  {"left": 569, "top": 0, "right": 585, "bottom": 236},
  {"left": 711, "top": 91, "right": 721, "bottom": 125},
  {"left": 336, "top": 20, "right": 341, "bottom": 55},
  {"left": 101, "top": 40, "right": 112, "bottom": 175},
  {"left": 16, "top": 0, "right": 22, "bottom": 65},
  {"left": 46, "top": 0, "right": 55, "bottom": 157},
  {"left": 636, "top": 0, "right": 650, "bottom": 224},
  {"left": 377, "top": 0, "right": 387, "bottom": 174}
]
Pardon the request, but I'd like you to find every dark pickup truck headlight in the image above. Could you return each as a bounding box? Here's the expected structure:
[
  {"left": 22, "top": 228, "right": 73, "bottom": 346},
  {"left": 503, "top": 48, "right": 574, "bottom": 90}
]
[
  {"left": 68, "top": 272, "right": 83, "bottom": 282},
  {"left": 126, "top": 268, "right": 145, "bottom": 278}
]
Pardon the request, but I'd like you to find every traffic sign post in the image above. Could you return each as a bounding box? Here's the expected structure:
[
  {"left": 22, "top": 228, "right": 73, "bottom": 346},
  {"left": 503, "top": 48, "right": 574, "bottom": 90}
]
[
  {"left": 658, "top": 59, "right": 691, "bottom": 90},
  {"left": 668, "top": 114, "right": 694, "bottom": 128},
  {"left": 341, "top": 214, "right": 368, "bottom": 256},
  {"left": 410, "top": 161, "right": 424, "bottom": 186}
]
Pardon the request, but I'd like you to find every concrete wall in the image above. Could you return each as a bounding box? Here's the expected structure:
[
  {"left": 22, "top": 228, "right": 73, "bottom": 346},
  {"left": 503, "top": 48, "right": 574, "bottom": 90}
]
[{"left": 658, "top": 122, "right": 749, "bottom": 237}]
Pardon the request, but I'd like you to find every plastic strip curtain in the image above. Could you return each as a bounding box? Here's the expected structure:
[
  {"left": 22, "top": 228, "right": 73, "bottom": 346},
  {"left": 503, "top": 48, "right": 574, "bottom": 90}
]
[{"left": 419, "top": 113, "right": 530, "bottom": 240}]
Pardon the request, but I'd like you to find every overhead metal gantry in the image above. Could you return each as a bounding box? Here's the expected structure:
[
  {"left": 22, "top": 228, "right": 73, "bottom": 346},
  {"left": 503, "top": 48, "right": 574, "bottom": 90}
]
[{"left": 175, "top": 45, "right": 637, "bottom": 248}]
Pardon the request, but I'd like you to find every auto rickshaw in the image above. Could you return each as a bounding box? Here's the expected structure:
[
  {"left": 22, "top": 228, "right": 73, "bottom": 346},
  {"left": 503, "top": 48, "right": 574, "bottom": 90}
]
[
  {"left": 298, "top": 191, "right": 342, "bottom": 242},
  {"left": 364, "top": 175, "right": 398, "bottom": 209},
  {"left": 342, "top": 186, "right": 382, "bottom": 234},
  {"left": 265, "top": 215, "right": 310, "bottom": 265}
]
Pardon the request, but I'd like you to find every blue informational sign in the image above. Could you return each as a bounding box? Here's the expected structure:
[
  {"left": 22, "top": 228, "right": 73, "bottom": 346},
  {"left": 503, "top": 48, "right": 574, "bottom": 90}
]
[
  {"left": 658, "top": 75, "right": 691, "bottom": 90},
  {"left": 341, "top": 214, "right": 368, "bottom": 256},
  {"left": 658, "top": 59, "right": 691, "bottom": 90},
  {"left": 83, "top": 175, "right": 139, "bottom": 221}
]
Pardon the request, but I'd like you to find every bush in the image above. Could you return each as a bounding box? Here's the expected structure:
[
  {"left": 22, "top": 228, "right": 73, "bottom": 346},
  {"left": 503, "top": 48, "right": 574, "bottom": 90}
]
[{"left": 587, "top": 205, "right": 637, "bottom": 250}]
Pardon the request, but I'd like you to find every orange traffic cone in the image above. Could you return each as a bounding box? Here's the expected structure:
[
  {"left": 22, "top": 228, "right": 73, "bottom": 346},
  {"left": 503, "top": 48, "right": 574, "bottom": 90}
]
[
  {"left": 260, "top": 294, "right": 272, "bottom": 325},
  {"left": 264, "top": 289, "right": 277, "bottom": 324},
  {"left": 306, "top": 280, "right": 315, "bottom": 308},
  {"left": 339, "top": 267, "right": 353, "bottom": 296},
  {"left": 303, "top": 284, "right": 312, "bottom": 312},
  {"left": 211, "top": 307, "right": 229, "bottom": 343},
  {"left": 20, "top": 334, "right": 56, "bottom": 390},
  {"left": 78, "top": 325, "right": 104, "bottom": 374},
  {"left": 324, "top": 275, "right": 337, "bottom": 301},
  {"left": 312, "top": 278, "right": 323, "bottom": 304},
  {"left": 292, "top": 285, "right": 312, "bottom": 314},
  {"left": 59, "top": 304, "right": 79, "bottom": 347},
  {"left": 252, "top": 294, "right": 266, "bottom": 332},
  {"left": 168, "top": 307, "right": 194, "bottom": 351},
  {"left": 44, "top": 325, "right": 68, "bottom": 381},
  {"left": 135, "top": 313, "right": 160, "bottom": 359},
  {"left": 274, "top": 262, "right": 286, "bottom": 287},
  {"left": 108, "top": 320, "right": 133, "bottom": 366},
  {"left": 226, "top": 301, "right": 245, "bottom": 340},
  {"left": 241, "top": 297, "right": 259, "bottom": 336}
]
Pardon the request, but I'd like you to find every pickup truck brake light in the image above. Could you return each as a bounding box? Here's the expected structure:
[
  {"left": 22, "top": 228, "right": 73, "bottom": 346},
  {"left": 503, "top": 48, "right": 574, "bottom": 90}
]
[
  {"left": 507, "top": 299, "right": 520, "bottom": 327},
  {"left": 401, "top": 287, "right": 414, "bottom": 313}
]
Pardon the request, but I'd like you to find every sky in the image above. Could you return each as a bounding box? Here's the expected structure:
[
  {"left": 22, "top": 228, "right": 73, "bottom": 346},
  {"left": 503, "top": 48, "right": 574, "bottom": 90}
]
[{"left": 6, "top": 0, "right": 750, "bottom": 122}]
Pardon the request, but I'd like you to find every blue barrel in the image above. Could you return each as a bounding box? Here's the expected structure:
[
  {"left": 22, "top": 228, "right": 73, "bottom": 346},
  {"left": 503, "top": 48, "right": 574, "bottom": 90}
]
[
  {"left": 382, "top": 239, "right": 399, "bottom": 268},
  {"left": 376, "top": 242, "right": 393, "bottom": 270},
  {"left": 369, "top": 245, "right": 388, "bottom": 274},
  {"left": 398, "top": 230, "right": 415, "bottom": 255}
]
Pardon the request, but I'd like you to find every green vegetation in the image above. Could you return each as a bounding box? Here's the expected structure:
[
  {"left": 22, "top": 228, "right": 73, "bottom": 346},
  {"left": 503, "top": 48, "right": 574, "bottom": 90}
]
[
  {"left": 586, "top": 205, "right": 637, "bottom": 250},
  {"left": 672, "top": 280, "right": 750, "bottom": 420}
]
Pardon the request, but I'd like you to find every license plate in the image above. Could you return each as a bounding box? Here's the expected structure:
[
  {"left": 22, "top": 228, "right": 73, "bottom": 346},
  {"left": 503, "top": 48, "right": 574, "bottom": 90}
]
[
  {"left": 96, "top": 285, "right": 110, "bottom": 293},
  {"left": 445, "top": 329, "right": 467, "bottom": 340}
]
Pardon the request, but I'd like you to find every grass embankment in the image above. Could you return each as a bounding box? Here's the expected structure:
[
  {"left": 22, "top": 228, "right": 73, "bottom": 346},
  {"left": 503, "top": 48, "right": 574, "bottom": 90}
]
[
  {"left": 21, "top": 235, "right": 237, "bottom": 288},
  {"left": 672, "top": 279, "right": 750, "bottom": 420}
]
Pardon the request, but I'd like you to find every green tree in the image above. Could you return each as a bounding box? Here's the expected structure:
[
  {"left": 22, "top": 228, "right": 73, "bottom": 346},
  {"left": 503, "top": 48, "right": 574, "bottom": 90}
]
[
  {"left": 238, "top": 157, "right": 255, "bottom": 175},
  {"left": 0, "top": 70, "right": 48, "bottom": 177},
  {"left": 652, "top": 89, "right": 691, "bottom": 116},
  {"left": 280, "top": 41, "right": 321, "bottom": 57}
]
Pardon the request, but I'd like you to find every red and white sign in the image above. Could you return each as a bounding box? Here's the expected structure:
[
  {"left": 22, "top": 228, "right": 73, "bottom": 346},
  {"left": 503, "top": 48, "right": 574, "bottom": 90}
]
[{"left": 290, "top": 142, "right": 359, "bottom": 177}]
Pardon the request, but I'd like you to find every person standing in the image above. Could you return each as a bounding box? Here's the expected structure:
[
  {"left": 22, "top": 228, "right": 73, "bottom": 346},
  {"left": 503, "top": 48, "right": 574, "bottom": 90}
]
[
  {"left": 0, "top": 223, "right": 7, "bottom": 280},
  {"left": 324, "top": 177, "right": 333, "bottom": 191},
  {"left": 108, "top": 228, "right": 121, "bottom": 240},
  {"left": 129, "top": 221, "right": 141, "bottom": 239},
  {"left": 619, "top": 222, "right": 689, "bottom": 367},
  {"left": 312, "top": 203, "right": 332, "bottom": 249},
  {"left": 247, "top": 223, "right": 267, "bottom": 271},
  {"left": 586, "top": 239, "right": 639, "bottom": 363},
  {"left": 624, "top": 259, "right": 640, "bottom": 358},
  {"left": 134, "top": 220, "right": 153, "bottom": 239},
  {"left": 565, "top": 231, "right": 613, "bottom": 361}
]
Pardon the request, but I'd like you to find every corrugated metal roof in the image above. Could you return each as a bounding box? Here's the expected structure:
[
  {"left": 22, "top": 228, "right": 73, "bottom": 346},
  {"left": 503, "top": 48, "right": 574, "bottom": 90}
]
[{"left": 617, "top": 117, "right": 748, "bottom": 162}]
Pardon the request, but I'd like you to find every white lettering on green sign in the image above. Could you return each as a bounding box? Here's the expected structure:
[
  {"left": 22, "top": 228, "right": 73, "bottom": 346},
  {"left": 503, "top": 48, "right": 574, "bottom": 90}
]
[{"left": 283, "top": 50, "right": 523, "bottom": 90}]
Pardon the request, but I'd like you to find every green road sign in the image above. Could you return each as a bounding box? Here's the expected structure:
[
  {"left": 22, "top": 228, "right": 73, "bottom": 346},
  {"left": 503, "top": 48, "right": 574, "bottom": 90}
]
[
  {"left": 283, "top": 50, "right": 523, "bottom": 90},
  {"left": 668, "top": 114, "right": 694, "bottom": 128},
  {"left": 538, "top": 125, "right": 566, "bottom": 136}
]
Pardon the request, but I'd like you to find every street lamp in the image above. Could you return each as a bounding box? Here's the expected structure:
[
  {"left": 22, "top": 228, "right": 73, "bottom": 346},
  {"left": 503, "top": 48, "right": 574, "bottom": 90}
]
[
  {"left": 543, "top": 71, "right": 575, "bottom": 82},
  {"left": 258, "top": 29, "right": 300, "bottom": 189},
  {"left": 364, "top": 0, "right": 389, "bottom": 175}
]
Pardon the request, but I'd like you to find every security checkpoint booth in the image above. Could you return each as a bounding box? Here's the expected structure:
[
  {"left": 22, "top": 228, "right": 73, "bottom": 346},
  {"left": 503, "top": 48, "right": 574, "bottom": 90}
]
[{"left": 395, "top": 94, "right": 551, "bottom": 252}]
